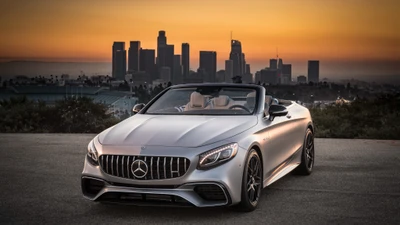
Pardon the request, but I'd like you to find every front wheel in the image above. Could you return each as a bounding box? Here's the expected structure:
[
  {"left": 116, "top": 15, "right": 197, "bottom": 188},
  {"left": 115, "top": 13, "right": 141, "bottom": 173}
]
[
  {"left": 293, "top": 128, "right": 315, "bottom": 175},
  {"left": 235, "top": 149, "right": 263, "bottom": 212}
]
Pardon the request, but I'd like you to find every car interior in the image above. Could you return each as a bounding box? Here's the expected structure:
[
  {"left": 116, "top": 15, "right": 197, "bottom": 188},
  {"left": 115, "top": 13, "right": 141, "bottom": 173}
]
[{"left": 183, "top": 91, "right": 276, "bottom": 113}]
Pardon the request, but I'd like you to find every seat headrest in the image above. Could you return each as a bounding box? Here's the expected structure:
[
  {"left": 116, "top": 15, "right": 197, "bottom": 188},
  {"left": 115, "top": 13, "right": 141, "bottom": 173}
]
[
  {"left": 247, "top": 92, "right": 256, "bottom": 98},
  {"left": 190, "top": 92, "right": 206, "bottom": 108},
  {"left": 214, "top": 95, "right": 230, "bottom": 107},
  {"left": 246, "top": 92, "right": 256, "bottom": 106}
]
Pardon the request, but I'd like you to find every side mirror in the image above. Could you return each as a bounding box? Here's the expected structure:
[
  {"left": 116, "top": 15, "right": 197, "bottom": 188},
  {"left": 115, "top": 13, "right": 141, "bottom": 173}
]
[
  {"left": 132, "top": 103, "right": 145, "bottom": 114},
  {"left": 268, "top": 104, "right": 288, "bottom": 121}
]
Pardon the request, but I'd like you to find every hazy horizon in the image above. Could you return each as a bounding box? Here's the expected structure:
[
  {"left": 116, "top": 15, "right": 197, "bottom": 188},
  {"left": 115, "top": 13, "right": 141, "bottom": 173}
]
[{"left": 1, "top": 60, "right": 399, "bottom": 85}]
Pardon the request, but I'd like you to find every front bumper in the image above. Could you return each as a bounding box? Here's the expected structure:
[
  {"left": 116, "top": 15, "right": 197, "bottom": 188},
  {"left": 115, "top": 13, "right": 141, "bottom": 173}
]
[{"left": 81, "top": 143, "right": 247, "bottom": 207}]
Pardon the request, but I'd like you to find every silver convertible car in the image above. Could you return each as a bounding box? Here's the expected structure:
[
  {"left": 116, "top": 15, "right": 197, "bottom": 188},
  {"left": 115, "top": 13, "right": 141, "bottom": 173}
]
[{"left": 82, "top": 83, "right": 315, "bottom": 212}]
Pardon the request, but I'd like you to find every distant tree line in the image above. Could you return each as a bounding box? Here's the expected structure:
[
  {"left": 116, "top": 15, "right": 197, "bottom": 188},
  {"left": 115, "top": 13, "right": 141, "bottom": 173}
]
[
  {"left": 0, "top": 96, "right": 120, "bottom": 133},
  {"left": 310, "top": 94, "right": 400, "bottom": 139},
  {"left": 0, "top": 94, "right": 399, "bottom": 140}
]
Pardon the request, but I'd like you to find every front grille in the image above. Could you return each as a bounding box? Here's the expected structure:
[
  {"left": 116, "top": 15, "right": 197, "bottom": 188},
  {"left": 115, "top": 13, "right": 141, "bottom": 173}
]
[{"left": 100, "top": 155, "right": 190, "bottom": 180}]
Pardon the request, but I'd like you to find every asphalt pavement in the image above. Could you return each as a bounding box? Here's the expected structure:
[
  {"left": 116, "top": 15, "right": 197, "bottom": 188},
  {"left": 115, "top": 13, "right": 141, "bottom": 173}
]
[{"left": 0, "top": 134, "right": 399, "bottom": 225}]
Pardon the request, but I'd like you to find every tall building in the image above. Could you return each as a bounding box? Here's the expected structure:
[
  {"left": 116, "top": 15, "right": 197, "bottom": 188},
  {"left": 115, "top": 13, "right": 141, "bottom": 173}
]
[
  {"left": 157, "top": 31, "right": 167, "bottom": 66},
  {"left": 173, "top": 55, "right": 182, "bottom": 84},
  {"left": 112, "top": 42, "right": 126, "bottom": 80},
  {"left": 181, "top": 43, "right": 190, "bottom": 79},
  {"left": 160, "top": 67, "right": 171, "bottom": 82},
  {"left": 308, "top": 60, "right": 320, "bottom": 83},
  {"left": 278, "top": 58, "right": 283, "bottom": 70},
  {"left": 269, "top": 59, "right": 278, "bottom": 70},
  {"left": 165, "top": 45, "right": 174, "bottom": 76},
  {"left": 282, "top": 64, "right": 292, "bottom": 84},
  {"left": 128, "top": 41, "right": 140, "bottom": 72},
  {"left": 199, "top": 51, "right": 217, "bottom": 82},
  {"left": 225, "top": 60, "right": 233, "bottom": 82},
  {"left": 229, "top": 40, "right": 245, "bottom": 77},
  {"left": 245, "top": 64, "right": 251, "bottom": 75},
  {"left": 139, "top": 48, "right": 156, "bottom": 81},
  {"left": 260, "top": 69, "right": 278, "bottom": 85}
]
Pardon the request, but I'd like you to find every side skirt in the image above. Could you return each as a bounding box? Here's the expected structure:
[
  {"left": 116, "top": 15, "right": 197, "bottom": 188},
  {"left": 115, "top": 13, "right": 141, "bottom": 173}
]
[{"left": 263, "top": 145, "right": 303, "bottom": 188}]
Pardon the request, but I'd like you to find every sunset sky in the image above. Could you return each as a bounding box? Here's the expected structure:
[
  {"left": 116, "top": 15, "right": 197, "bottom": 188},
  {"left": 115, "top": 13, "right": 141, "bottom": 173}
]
[{"left": 0, "top": 0, "right": 399, "bottom": 75}]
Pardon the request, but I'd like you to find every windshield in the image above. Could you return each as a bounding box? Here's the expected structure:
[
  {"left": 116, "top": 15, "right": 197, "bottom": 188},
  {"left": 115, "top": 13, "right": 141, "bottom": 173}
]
[{"left": 145, "top": 86, "right": 258, "bottom": 115}]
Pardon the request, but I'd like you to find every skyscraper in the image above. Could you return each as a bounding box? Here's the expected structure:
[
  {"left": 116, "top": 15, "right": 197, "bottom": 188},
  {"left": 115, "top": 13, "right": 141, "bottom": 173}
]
[
  {"left": 139, "top": 48, "right": 156, "bottom": 81},
  {"left": 229, "top": 40, "right": 245, "bottom": 77},
  {"left": 165, "top": 44, "right": 174, "bottom": 76},
  {"left": 282, "top": 64, "right": 292, "bottom": 84},
  {"left": 181, "top": 43, "right": 190, "bottom": 78},
  {"left": 269, "top": 59, "right": 278, "bottom": 70},
  {"left": 173, "top": 55, "right": 182, "bottom": 84},
  {"left": 157, "top": 30, "right": 167, "bottom": 66},
  {"left": 112, "top": 42, "right": 126, "bottom": 80},
  {"left": 308, "top": 60, "right": 320, "bottom": 83},
  {"left": 225, "top": 60, "right": 233, "bottom": 82},
  {"left": 199, "top": 51, "right": 217, "bottom": 82},
  {"left": 128, "top": 41, "right": 140, "bottom": 72},
  {"left": 278, "top": 58, "right": 283, "bottom": 70}
]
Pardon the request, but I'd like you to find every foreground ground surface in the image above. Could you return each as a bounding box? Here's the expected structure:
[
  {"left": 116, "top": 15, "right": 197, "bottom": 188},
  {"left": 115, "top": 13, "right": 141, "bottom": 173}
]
[{"left": 0, "top": 134, "right": 399, "bottom": 225}]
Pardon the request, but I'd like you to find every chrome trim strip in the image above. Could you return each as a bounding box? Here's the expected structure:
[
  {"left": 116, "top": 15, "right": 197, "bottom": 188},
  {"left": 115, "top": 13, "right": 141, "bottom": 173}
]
[
  {"left": 116, "top": 155, "right": 119, "bottom": 177},
  {"left": 106, "top": 155, "right": 109, "bottom": 174},
  {"left": 111, "top": 155, "right": 114, "bottom": 175},
  {"left": 144, "top": 156, "right": 147, "bottom": 180},
  {"left": 150, "top": 157, "right": 153, "bottom": 180},
  {"left": 157, "top": 157, "right": 160, "bottom": 179},
  {"left": 163, "top": 157, "right": 167, "bottom": 179},
  {"left": 184, "top": 158, "right": 187, "bottom": 173},
  {"left": 121, "top": 156, "right": 125, "bottom": 178}
]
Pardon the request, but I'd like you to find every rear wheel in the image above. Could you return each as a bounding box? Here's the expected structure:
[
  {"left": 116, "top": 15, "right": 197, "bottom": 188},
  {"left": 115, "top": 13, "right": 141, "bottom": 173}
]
[
  {"left": 294, "top": 128, "right": 314, "bottom": 175},
  {"left": 235, "top": 149, "right": 262, "bottom": 212}
]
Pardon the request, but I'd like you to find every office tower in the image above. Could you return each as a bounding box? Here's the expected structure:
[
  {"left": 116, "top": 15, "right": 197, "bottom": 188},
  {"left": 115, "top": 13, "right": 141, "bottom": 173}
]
[
  {"left": 157, "top": 30, "right": 167, "bottom": 66},
  {"left": 229, "top": 40, "right": 245, "bottom": 77},
  {"left": 278, "top": 58, "right": 283, "bottom": 70},
  {"left": 269, "top": 59, "right": 278, "bottom": 70},
  {"left": 181, "top": 43, "right": 190, "bottom": 78},
  {"left": 139, "top": 48, "right": 156, "bottom": 81},
  {"left": 128, "top": 41, "right": 140, "bottom": 72},
  {"left": 160, "top": 67, "right": 171, "bottom": 82},
  {"left": 173, "top": 55, "right": 182, "bottom": 84},
  {"left": 282, "top": 64, "right": 292, "bottom": 84},
  {"left": 225, "top": 60, "right": 233, "bottom": 82},
  {"left": 260, "top": 69, "right": 279, "bottom": 85},
  {"left": 199, "top": 51, "right": 217, "bottom": 82},
  {"left": 112, "top": 42, "right": 126, "bottom": 80},
  {"left": 308, "top": 60, "right": 320, "bottom": 83},
  {"left": 245, "top": 64, "right": 251, "bottom": 75}
]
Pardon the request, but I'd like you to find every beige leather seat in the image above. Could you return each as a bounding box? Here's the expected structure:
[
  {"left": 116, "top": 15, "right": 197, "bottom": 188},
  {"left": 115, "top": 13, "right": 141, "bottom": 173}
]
[
  {"left": 184, "top": 92, "right": 208, "bottom": 111},
  {"left": 244, "top": 92, "right": 256, "bottom": 109},
  {"left": 211, "top": 95, "right": 235, "bottom": 109}
]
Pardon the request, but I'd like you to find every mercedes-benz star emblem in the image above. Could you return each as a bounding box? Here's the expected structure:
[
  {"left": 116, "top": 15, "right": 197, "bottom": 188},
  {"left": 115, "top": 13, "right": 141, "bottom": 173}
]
[{"left": 131, "top": 159, "right": 148, "bottom": 178}]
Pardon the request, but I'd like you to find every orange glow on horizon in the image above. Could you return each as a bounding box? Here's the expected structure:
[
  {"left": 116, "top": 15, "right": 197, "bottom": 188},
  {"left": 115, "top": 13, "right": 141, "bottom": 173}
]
[{"left": 0, "top": 0, "right": 399, "bottom": 68}]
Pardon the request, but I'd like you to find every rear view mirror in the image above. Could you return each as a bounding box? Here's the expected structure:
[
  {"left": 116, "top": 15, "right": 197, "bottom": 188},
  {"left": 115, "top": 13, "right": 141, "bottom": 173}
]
[{"left": 132, "top": 103, "right": 145, "bottom": 114}]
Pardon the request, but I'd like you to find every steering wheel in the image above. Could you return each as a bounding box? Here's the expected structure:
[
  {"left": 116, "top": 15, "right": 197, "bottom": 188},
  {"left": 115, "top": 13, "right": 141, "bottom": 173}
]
[{"left": 228, "top": 105, "right": 251, "bottom": 113}]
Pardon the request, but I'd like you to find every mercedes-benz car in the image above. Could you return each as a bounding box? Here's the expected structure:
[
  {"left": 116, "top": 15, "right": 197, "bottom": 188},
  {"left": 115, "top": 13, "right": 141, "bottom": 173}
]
[{"left": 81, "top": 83, "right": 315, "bottom": 212}]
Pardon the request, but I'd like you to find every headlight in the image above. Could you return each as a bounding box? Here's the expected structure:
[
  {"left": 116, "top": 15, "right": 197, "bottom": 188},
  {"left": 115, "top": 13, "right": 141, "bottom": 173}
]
[
  {"left": 87, "top": 139, "right": 99, "bottom": 165},
  {"left": 198, "top": 143, "right": 238, "bottom": 169}
]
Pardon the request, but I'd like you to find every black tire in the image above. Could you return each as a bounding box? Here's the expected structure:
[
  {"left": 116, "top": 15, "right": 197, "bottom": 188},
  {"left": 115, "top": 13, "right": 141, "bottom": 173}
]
[
  {"left": 293, "top": 128, "right": 314, "bottom": 175},
  {"left": 234, "top": 149, "right": 263, "bottom": 212}
]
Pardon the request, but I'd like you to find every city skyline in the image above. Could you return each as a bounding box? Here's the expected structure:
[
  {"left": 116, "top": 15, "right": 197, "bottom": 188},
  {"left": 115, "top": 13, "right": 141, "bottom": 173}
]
[{"left": 0, "top": 0, "right": 399, "bottom": 78}]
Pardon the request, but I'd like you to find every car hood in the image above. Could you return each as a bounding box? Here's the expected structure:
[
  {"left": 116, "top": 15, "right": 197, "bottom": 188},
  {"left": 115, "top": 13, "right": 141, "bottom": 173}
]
[{"left": 98, "top": 114, "right": 258, "bottom": 147}]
